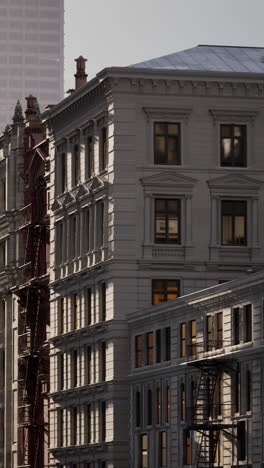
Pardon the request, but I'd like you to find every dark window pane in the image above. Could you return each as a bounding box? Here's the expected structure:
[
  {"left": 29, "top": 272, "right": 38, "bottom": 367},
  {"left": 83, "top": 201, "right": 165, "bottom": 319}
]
[
  {"left": 221, "top": 201, "right": 247, "bottom": 246},
  {"left": 220, "top": 124, "right": 246, "bottom": 167},
  {"left": 154, "top": 122, "right": 180, "bottom": 165}
]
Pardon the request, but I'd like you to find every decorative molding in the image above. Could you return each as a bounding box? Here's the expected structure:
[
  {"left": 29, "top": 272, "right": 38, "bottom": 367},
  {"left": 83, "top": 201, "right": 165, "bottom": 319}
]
[
  {"left": 51, "top": 199, "right": 63, "bottom": 212},
  {"left": 141, "top": 171, "right": 197, "bottom": 192},
  {"left": 143, "top": 106, "right": 192, "bottom": 122},
  {"left": 209, "top": 109, "right": 258, "bottom": 125},
  {"left": 207, "top": 173, "right": 263, "bottom": 195},
  {"left": 76, "top": 184, "right": 89, "bottom": 199},
  {"left": 89, "top": 175, "right": 107, "bottom": 193},
  {"left": 63, "top": 191, "right": 76, "bottom": 206}
]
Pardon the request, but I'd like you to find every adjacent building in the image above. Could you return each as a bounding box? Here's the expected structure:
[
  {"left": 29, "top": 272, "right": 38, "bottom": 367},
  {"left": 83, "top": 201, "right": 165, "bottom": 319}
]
[
  {"left": 128, "top": 269, "right": 264, "bottom": 467},
  {"left": 42, "top": 45, "right": 264, "bottom": 468},
  {"left": 0, "top": 0, "right": 64, "bottom": 131}
]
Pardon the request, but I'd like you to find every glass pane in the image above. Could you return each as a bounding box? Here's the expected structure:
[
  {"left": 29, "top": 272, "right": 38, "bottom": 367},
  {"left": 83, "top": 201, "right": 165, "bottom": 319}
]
[
  {"left": 221, "top": 125, "right": 231, "bottom": 137},
  {"left": 168, "top": 136, "right": 178, "bottom": 164},
  {"left": 153, "top": 293, "right": 164, "bottom": 305},
  {"left": 156, "top": 216, "right": 166, "bottom": 242},
  {"left": 155, "top": 123, "right": 166, "bottom": 134},
  {"left": 167, "top": 199, "right": 179, "bottom": 212},
  {"left": 167, "top": 280, "right": 179, "bottom": 291},
  {"left": 155, "top": 136, "right": 166, "bottom": 163},
  {"left": 167, "top": 293, "right": 178, "bottom": 301},
  {"left": 155, "top": 199, "right": 166, "bottom": 211},
  {"left": 222, "top": 215, "right": 233, "bottom": 245},
  {"left": 181, "top": 323, "right": 186, "bottom": 339},
  {"left": 234, "top": 125, "right": 242, "bottom": 136},
  {"left": 233, "top": 138, "right": 243, "bottom": 159},
  {"left": 153, "top": 280, "right": 163, "bottom": 291},
  {"left": 168, "top": 123, "right": 178, "bottom": 135},
  {"left": 168, "top": 217, "right": 178, "bottom": 242},
  {"left": 234, "top": 216, "right": 245, "bottom": 244},
  {"left": 221, "top": 138, "right": 232, "bottom": 161},
  {"left": 147, "top": 332, "right": 154, "bottom": 347}
]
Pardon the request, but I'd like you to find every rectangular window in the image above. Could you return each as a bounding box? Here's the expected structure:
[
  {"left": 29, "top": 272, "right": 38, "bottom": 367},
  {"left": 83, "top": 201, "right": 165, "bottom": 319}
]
[
  {"left": 100, "top": 401, "right": 106, "bottom": 442},
  {"left": 59, "top": 353, "right": 64, "bottom": 390},
  {"left": 135, "top": 391, "right": 141, "bottom": 427},
  {"left": 61, "top": 152, "right": 67, "bottom": 192},
  {"left": 100, "top": 282, "right": 106, "bottom": 321},
  {"left": 180, "top": 383, "right": 186, "bottom": 421},
  {"left": 72, "top": 407, "right": 78, "bottom": 445},
  {"left": 246, "top": 370, "right": 251, "bottom": 412},
  {"left": 55, "top": 224, "right": 63, "bottom": 265},
  {"left": 180, "top": 323, "right": 187, "bottom": 357},
  {"left": 135, "top": 335, "right": 143, "bottom": 368},
  {"left": 87, "top": 346, "right": 92, "bottom": 385},
  {"left": 165, "top": 327, "right": 171, "bottom": 361},
  {"left": 154, "top": 122, "right": 181, "bottom": 165},
  {"left": 156, "top": 388, "right": 161, "bottom": 425},
  {"left": 166, "top": 386, "right": 171, "bottom": 424},
  {"left": 221, "top": 200, "right": 247, "bottom": 246},
  {"left": 220, "top": 124, "right": 246, "bottom": 167},
  {"left": 59, "top": 298, "right": 64, "bottom": 334},
  {"left": 237, "top": 421, "right": 246, "bottom": 460},
  {"left": 152, "top": 279, "right": 180, "bottom": 305},
  {"left": 159, "top": 431, "right": 167, "bottom": 467},
  {"left": 73, "top": 294, "right": 78, "bottom": 329},
  {"left": 183, "top": 429, "right": 191, "bottom": 465},
  {"left": 87, "top": 288, "right": 92, "bottom": 325},
  {"left": 245, "top": 304, "right": 252, "bottom": 342},
  {"left": 156, "top": 329, "right": 161, "bottom": 363},
  {"left": 86, "top": 404, "right": 91, "bottom": 443},
  {"left": 97, "top": 202, "right": 104, "bottom": 248},
  {"left": 233, "top": 307, "right": 240, "bottom": 344},
  {"left": 100, "top": 127, "right": 107, "bottom": 171},
  {"left": 146, "top": 332, "right": 154, "bottom": 365},
  {"left": 233, "top": 368, "right": 240, "bottom": 414},
  {"left": 87, "top": 136, "right": 93, "bottom": 178},
  {"left": 191, "top": 320, "right": 197, "bottom": 355},
  {"left": 206, "top": 315, "right": 213, "bottom": 351},
  {"left": 73, "top": 143, "right": 80, "bottom": 186},
  {"left": 139, "top": 434, "right": 148, "bottom": 468},
  {"left": 101, "top": 342, "right": 106, "bottom": 381},
  {"left": 58, "top": 408, "right": 64, "bottom": 447},
  {"left": 155, "top": 199, "right": 181, "bottom": 244},
  {"left": 216, "top": 312, "right": 223, "bottom": 349},
  {"left": 73, "top": 350, "right": 78, "bottom": 387},
  {"left": 70, "top": 216, "right": 77, "bottom": 258}
]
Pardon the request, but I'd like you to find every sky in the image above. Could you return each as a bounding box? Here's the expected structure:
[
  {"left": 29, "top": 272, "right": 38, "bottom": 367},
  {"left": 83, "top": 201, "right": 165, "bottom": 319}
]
[{"left": 64, "top": 0, "right": 264, "bottom": 92}]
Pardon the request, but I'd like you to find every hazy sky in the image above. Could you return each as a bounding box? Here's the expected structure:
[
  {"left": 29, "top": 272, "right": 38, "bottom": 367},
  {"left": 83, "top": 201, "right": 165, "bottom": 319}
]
[{"left": 64, "top": 0, "right": 264, "bottom": 92}]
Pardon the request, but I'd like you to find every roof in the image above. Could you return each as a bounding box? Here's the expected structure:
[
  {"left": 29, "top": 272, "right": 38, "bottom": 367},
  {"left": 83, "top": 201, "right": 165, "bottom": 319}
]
[{"left": 129, "top": 45, "right": 264, "bottom": 74}]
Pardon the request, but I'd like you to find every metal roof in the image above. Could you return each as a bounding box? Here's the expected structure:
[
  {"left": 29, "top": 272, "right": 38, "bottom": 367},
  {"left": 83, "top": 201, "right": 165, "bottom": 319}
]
[{"left": 129, "top": 45, "right": 264, "bottom": 73}]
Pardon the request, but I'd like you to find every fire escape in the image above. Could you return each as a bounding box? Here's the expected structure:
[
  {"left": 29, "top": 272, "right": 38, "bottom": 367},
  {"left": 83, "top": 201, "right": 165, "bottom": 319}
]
[
  {"left": 186, "top": 341, "right": 237, "bottom": 468},
  {"left": 15, "top": 174, "right": 49, "bottom": 468}
]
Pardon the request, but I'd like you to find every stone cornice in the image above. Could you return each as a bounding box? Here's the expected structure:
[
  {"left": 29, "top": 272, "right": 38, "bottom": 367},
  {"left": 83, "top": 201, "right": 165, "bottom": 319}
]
[
  {"left": 143, "top": 106, "right": 192, "bottom": 122},
  {"left": 209, "top": 109, "right": 258, "bottom": 124}
]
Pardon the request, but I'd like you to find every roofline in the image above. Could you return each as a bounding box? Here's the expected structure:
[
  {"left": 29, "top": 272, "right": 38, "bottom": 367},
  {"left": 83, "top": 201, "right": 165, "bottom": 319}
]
[
  {"left": 198, "top": 44, "right": 264, "bottom": 49},
  {"left": 128, "top": 269, "right": 264, "bottom": 324}
]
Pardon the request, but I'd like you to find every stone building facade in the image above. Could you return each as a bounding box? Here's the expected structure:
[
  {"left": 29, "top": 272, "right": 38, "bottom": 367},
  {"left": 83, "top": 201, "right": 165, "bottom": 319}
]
[
  {"left": 128, "top": 269, "right": 264, "bottom": 468},
  {"left": 42, "top": 45, "right": 264, "bottom": 468}
]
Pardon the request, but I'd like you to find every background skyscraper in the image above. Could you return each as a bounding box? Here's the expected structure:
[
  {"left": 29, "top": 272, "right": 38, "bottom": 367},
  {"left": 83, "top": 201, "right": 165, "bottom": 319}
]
[{"left": 0, "top": 0, "right": 64, "bottom": 131}]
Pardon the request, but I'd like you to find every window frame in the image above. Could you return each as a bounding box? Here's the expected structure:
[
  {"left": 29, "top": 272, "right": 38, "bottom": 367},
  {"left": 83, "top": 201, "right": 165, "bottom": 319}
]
[
  {"left": 221, "top": 200, "right": 247, "bottom": 246},
  {"left": 152, "top": 279, "right": 180, "bottom": 305},
  {"left": 154, "top": 198, "right": 181, "bottom": 244},
  {"left": 220, "top": 124, "right": 247, "bottom": 167},
  {"left": 154, "top": 121, "right": 181, "bottom": 165}
]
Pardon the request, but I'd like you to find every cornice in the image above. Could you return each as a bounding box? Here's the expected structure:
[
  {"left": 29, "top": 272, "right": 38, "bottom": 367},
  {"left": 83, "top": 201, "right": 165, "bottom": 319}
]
[
  {"left": 209, "top": 109, "right": 258, "bottom": 124},
  {"left": 143, "top": 106, "right": 192, "bottom": 122}
]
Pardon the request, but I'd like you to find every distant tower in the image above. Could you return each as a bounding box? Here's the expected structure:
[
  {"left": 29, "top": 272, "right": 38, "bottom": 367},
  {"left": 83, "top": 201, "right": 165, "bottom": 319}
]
[{"left": 0, "top": 0, "right": 64, "bottom": 131}]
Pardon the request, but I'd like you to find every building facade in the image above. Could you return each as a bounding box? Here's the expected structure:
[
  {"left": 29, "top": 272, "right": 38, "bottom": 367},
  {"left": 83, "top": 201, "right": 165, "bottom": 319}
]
[
  {"left": 0, "top": 0, "right": 64, "bottom": 131},
  {"left": 0, "top": 98, "right": 50, "bottom": 467},
  {"left": 129, "top": 269, "right": 264, "bottom": 468},
  {"left": 42, "top": 45, "right": 264, "bottom": 468}
]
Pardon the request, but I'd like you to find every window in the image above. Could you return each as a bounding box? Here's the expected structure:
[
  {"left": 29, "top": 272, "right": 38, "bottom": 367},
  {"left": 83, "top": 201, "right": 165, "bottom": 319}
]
[
  {"left": 55, "top": 223, "right": 63, "bottom": 265},
  {"left": 100, "top": 127, "right": 107, "bottom": 171},
  {"left": 180, "top": 383, "right": 186, "bottom": 421},
  {"left": 214, "top": 377, "right": 222, "bottom": 418},
  {"left": 166, "top": 386, "right": 171, "bottom": 424},
  {"left": 59, "top": 298, "right": 64, "bottom": 334},
  {"left": 216, "top": 312, "right": 223, "bottom": 349},
  {"left": 183, "top": 429, "right": 191, "bottom": 465},
  {"left": 221, "top": 200, "right": 247, "bottom": 246},
  {"left": 180, "top": 323, "right": 187, "bottom": 357},
  {"left": 233, "top": 367, "right": 240, "bottom": 414},
  {"left": 73, "top": 143, "right": 80, "bottom": 186},
  {"left": 233, "top": 307, "right": 240, "bottom": 344},
  {"left": 159, "top": 431, "right": 167, "bottom": 467},
  {"left": 165, "top": 327, "right": 171, "bottom": 361},
  {"left": 87, "top": 346, "right": 92, "bottom": 385},
  {"left": 147, "top": 389, "right": 152, "bottom": 425},
  {"left": 190, "top": 320, "right": 197, "bottom": 355},
  {"left": 246, "top": 370, "right": 251, "bottom": 412},
  {"left": 100, "top": 282, "right": 106, "bottom": 321},
  {"left": 73, "top": 350, "right": 78, "bottom": 387},
  {"left": 87, "top": 288, "right": 92, "bottom": 326},
  {"left": 73, "top": 294, "right": 78, "bottom": 330},
  {"left": 146, "top": 332, "right": 154, "bottom": 365},
  {"left": 152, "top": 279, "right": 180, "bottom": 305},
  {"left": 139, "top": 434, "right": 148, "bottom": 468},
  {"left": 190, "top": 381, "right": 196, "bottom": 419},
  {"left": 70, "top": 216, "right": 77, "bottom": 258},
  {"left": 101, "top": 342, "right": 106, "bottom": 381},
  {"left": 60, "top": 152, "right": 67, "bottom": 192},
  {"left": 135, "top": 391, "right": 141, "bottom": 427},
  {"left": 156, "top": 329, "right": 161, "bottom": 363},
  {"left": 58, "top": 408, "right": 64, "bottom": 447},
  {"left": 135, "top": 335, "right": 143, "bottom": 368},
  {"left": 59, "top": 354, "right": 64, "bottom": 390},
  {"left": 154, "top": 122, "right": 180, "bottom": 165},
  {"left": 237, "top": 421, "right": 246, "bottom": 461},
  {"left": 245, "top": 304, "right": 252, "bottom": 342},
  {"left": 156, "top": 388, "right": 161, "bottom": 425},
  {"left": 86, "top": 136, "right": 93, "bottom": 178},
  {"left": 97, "top": 202, "right": 104, "bottom": 248},
  {"left": 206, "top": 315, "right": 213, "bottom": 351},
  {"left": 72, "top": 407, "right": 78, "bottom": 445},
  {"left": 155, "top": 199, "right": 181, "bottom": 244},
  {"left": 86, "top": 404, "right": 91, "bottom": 443},
  {"left": 220, "top": 124, "right": 246, "bottom": 167},
  {"left": 100, "top": 401, "right": 106, "bottom": 442}
]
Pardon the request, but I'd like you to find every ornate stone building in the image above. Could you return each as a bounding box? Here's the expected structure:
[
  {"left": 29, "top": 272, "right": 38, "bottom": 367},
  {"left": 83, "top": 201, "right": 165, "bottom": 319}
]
[{"left": 42, "top": 45, "right": 264, "bottom": 468}]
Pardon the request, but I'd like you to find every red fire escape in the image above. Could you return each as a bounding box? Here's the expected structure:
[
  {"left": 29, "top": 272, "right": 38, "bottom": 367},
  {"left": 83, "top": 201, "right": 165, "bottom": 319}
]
[{"left": 14, "top": 97, "right": 50, "bottom": 468}]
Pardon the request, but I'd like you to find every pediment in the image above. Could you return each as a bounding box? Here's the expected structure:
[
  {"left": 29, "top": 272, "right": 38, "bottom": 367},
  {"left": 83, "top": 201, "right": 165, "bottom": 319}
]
[
  {"left": 63, "top": 191, "right": 76, "bottom": 206},
  {"left": 76, "top": 184, "right": 89, "bottom": 199},
  {"left": 141, "top": 171, "right": 197, "bottom": 188},
  {"left": 89, "top": 176, "right": 106, "bottom": 192},
  {"left": 207, "top": 173, "right": 263, "bottom": 189},
  {"left": 51, "top": 199, "right": 62, "bottom": 212}
]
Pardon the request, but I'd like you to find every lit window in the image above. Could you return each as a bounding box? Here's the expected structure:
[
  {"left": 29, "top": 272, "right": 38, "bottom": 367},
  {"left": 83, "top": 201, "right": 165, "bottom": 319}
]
[
  {"left": 216, "top": 312, "right": 223, "bottom": 349},
  {"left": 146, "top": 332, "right": 154, "bottom": 365},
  {"left": 221, "top": 200, "right": 247, "bottom": 246},
  {"left": 152, "top": 279, "right": 180, "bottom": 305},
  {"left": 154, "top": 122, "right": 181, "bottom": 165},
  {"left": 159, "top": 431, "right": 167, "bottom": 467},
  {"left": 220, "top": 124, "right": 246, "bottom": 167},
  {"left": 191, "top": 320, "right": 197, "bottom": 355},
  {"left": 156, "top": 329, "right": 161, "bottom": 363},
  {"left": 206, "top": 315, "right": 213, "bottom": 351},
  {"left": 180, "top": 323, "right": 187, "bottom": 357},
  {"left": 139, "top": 434, "right": 148, "bottom": 468},
  {"left": 135, "top": 335, "right": 143, "bottom": 368},
  {"left": 155, "top": 199, "right": 181, "bottom": 244}
]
